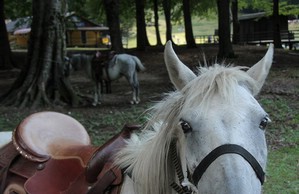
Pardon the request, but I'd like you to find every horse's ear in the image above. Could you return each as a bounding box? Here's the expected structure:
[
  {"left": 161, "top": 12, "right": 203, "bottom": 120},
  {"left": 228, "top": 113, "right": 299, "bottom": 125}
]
[
  {"left": 247, "top": 44, "right": 274, "bottom": 95},
  {"left": 164, "top": 41, "right": 196, "bottom": 90}
]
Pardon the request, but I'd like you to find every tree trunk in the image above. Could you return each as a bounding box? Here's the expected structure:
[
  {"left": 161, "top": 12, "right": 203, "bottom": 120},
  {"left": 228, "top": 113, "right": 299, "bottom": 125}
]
[
  {"left": 103, "top": 0, "right": 123, "bottom": 52},
  {"left": 217, "top": 0, "right": 235, "bottom": 59},
  {"left": 273, "top": 0, "right": 282, "bottom": 48},
  {"left": 231, "top": 0, "right": 240, "bottom": 44},
  {"left": 0, "top": 0, "right": 15, "bottom": 69},
  {"left": 183, "top": 0, "right": 196, "bottom": 48},
  {"left": 163, "top": 0, "right": 173, "bottom": 43},
  {"left": 136, "top": 0, "right": 150, "bottom": 50},
  {"left": 153, "top": 0, "right": 162, "bottom": 46},
  {"left": 0, "top": 0, "right": 78, "bottom": 108}
]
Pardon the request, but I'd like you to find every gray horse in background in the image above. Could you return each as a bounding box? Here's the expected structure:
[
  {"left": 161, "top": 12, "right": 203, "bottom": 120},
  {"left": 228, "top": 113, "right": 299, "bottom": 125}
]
[{"left": 69, "top": 51, "right": 145, "bottom": 106}]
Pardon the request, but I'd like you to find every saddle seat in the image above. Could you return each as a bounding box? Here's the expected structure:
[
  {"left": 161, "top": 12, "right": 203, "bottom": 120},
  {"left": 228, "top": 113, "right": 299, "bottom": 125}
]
[
  {"left": 1, "top": 111, "right": 141, "bottom": 194},
  {"left": 12, "top": 111, "right": 92, "bottom": 163}
]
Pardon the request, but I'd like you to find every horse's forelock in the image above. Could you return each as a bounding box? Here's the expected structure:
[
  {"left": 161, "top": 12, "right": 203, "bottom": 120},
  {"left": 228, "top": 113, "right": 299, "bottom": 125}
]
[{"left": 181, "top": 65, "right": 257, "bottom": 114}]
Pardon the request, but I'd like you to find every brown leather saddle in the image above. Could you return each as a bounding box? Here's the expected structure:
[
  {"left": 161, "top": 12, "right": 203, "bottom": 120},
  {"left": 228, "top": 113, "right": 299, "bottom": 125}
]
[{"left": 0, "top": 111, "right": 140, "bottom": 194}]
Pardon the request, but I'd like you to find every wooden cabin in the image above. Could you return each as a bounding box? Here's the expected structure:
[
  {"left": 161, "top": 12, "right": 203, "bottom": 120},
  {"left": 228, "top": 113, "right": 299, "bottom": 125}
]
[
  {"left": 238, "top": 12, "right": 293, "bottom": 43},
  {"left": 7, "top": 13, "right": 110, "bottom": 48}
]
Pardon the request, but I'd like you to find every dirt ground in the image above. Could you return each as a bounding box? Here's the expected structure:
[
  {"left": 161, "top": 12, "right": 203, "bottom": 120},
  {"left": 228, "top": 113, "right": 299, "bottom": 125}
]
[
  {"left": 69, "top": 44, "right": 299, "bottom": 107},
  {"left": 0, "top": 44, "right": 298, "bottom": 135}
]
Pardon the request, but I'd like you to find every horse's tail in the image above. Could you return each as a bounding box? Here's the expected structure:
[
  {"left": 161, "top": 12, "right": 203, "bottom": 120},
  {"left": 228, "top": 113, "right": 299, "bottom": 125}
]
[{"left": 132, "top": 56, "right": 146, "bottom": 72}]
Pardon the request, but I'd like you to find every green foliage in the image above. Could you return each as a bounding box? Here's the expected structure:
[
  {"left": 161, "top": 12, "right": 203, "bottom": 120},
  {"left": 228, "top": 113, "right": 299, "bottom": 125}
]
[
  {"left": 279, "top": 1, "right": 299, "bottom": 15},
  {"left": 239, "top": 0, "right": 299, "bottom": 15},
  {"left": 171, "top": 0, "right": 217, "bottom": 24},
  {"left": 119, "top": 0, "right": 136, "bottom": 30},
  {"left": 4, "top": 0, "right": 32, "bottom": 19},
  {"left": 191, "top": 0, "right": 217, "bottom": 17}
]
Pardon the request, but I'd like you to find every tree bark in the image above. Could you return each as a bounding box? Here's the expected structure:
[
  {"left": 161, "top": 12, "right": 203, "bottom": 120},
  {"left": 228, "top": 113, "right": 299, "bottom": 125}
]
[
  {"left": 273, "top": 0, "right": 282, "bottom": 48},
  {"left": 217, "top": 0, "right": 235, "bottom": 59},
  {"left": 231, "top": 0, "right": 240, "bottom": 44},
  {"left": 163, "top": 0, "right": 173, "bottom": 43},
  {"left": 153, "top": 0, "right": 162, "bottom": 46},
  {"left": 136, "top": 0, "right": 150, "bottom": 50},
  {"left": 0, "top": 0, "right": 15, "bottom": 69},
  {"left": 0, "top": 0, "right": 78, "bottom": 108},
  {"left": 183, "top": 0, "right": 196, "bottom": 48},
  {"left": 103, "top": 0, "right": 123, "bottom": 52}
]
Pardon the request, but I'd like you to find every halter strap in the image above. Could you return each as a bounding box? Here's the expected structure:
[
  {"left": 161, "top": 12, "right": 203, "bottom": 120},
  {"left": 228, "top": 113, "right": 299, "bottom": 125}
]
[{"left": 192, "top": 144, "right": 265, "bottom": 186}]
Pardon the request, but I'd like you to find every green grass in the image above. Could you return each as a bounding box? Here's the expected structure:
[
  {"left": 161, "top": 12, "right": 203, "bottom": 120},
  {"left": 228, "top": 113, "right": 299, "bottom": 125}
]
[
  {"left": 264, "top": 148, "right": 299, "bottom": 194},
  {"left": 260, "top": 89, "right": 299, "bottom": 193}
]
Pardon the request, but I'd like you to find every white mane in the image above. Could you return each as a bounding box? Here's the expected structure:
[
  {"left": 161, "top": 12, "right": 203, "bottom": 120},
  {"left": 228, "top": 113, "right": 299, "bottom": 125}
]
[{"left": 114, "top": 64, "right": 257, "bottom": 194}]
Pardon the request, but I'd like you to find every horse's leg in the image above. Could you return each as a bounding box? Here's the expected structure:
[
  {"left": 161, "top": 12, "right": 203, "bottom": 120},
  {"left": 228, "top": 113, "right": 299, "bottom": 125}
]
[
  {"left": 127, "top": 73, "right": 140, "bottom": 104},
  {"left": 133, "top": 73, "right": 140, "bottom": 104},
  {"left": 101, "top": 80, "right": 105, "bottom": 94},
  {"left": 106, "top": 80, "right": 111, "bottom": 94},
  {"left": 92, "top": 81, "right": 102, "bottom": 106}
]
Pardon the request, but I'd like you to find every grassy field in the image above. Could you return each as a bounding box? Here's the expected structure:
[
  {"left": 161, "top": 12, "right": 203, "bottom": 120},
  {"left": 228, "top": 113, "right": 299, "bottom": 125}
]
[
  {"left": 125, "top": 17, "right": 218, "bottom": 48},
  {"left": 260, "top": 95, "right": 299, "bottom": 193},
  {"left": 126, "top": 18, "right": 299, "bottom": 48}
]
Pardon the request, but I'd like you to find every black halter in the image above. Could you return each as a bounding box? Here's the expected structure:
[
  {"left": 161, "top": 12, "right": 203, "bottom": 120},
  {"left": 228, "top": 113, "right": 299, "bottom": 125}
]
[{"left": 192, "top": 144, "right": 265, "bottom": 186}]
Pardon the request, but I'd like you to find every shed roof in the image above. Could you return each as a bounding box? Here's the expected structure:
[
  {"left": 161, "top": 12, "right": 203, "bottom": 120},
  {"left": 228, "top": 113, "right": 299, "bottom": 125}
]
[
  {"left": 6, "top": 17, "right": 31, "bottom": 33},
  {"left": 239, "top": 12, "right": 266, "bottom": 21}
]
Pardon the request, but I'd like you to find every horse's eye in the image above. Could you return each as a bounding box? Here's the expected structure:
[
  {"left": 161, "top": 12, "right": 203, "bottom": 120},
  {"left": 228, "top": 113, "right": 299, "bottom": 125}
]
[
  {"left": 259, "top": 116, "right": 271, "bottom": 130},
  {"left": 180, "top": 119, "right": 192, "bottom": 133}
]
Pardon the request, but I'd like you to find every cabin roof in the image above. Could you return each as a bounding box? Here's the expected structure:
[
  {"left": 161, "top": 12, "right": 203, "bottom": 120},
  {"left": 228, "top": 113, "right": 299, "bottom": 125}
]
[{"left": 6, "top": 13, "right": 107, "bottom": 34}]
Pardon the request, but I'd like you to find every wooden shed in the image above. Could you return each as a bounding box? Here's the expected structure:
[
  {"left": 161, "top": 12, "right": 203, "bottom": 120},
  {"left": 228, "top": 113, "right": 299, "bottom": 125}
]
[
  {"left": 238, "top": 12, "right": 292, "bottom": 43},
  {"left": 7, "top": 13, "right": 110, "bottom": 48},
  {"left": 65, "top": 13, "right": 110, "bottom": 47},
  {"left": 6, "top": 17, "right": 31, "bottom": 48}
]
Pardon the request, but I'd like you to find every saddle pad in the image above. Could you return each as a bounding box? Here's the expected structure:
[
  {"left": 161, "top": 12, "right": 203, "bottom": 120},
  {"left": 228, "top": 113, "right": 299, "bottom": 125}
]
[
  {"left": 24, "top": 158, "right": 88, "bottom": 194},
  {"left": 13, "top": 111, "right": 91, "bottom": 162}
]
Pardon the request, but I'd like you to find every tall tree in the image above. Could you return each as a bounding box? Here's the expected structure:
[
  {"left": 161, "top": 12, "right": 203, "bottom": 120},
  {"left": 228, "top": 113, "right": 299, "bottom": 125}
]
[
  {"left": 153, "top": 0, "right": 162, "bottom": 46},
  {"left": 0, "top": 0, "right": 14, "bottom": 69},
  {"left": 273, "top": 0, "right": 282, "bottom": 48},
  {"left": 0, "top": 0, "right": 78, "bottom": 108},
  {"left": 217, "top": 0, "right": 234, "bottom": 58},
  {"left": 162, "top": 0, "right": 173, "bottom": 43},
  {"left": 231, "top": 0, "right": 240, "bottom": 44},
  {"left": 136, "top": 0, "right": 150, "bottom": 50},
  {"left": 183, "top": 0, "right": 196, "bottom": 48},
  {"left": 103, "top": 0, "right": 123, "bottom": 52}
]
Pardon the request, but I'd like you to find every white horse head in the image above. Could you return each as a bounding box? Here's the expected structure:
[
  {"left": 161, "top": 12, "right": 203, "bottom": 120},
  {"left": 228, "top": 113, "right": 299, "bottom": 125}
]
[{"left": 116, "top": 41, "right": 273, "bottom": 194}]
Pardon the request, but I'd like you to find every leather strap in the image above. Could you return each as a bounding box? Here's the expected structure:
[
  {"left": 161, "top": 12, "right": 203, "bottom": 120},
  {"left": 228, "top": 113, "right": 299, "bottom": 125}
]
[
  {"left": 0, "top": 142, "right": 21, "bottom": 193},
  {"left": 192, "top": 144, "right": 265, "bottom": 186},
  {"left": 87, "top": 163, "right": 123, "bottom": 194}
]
